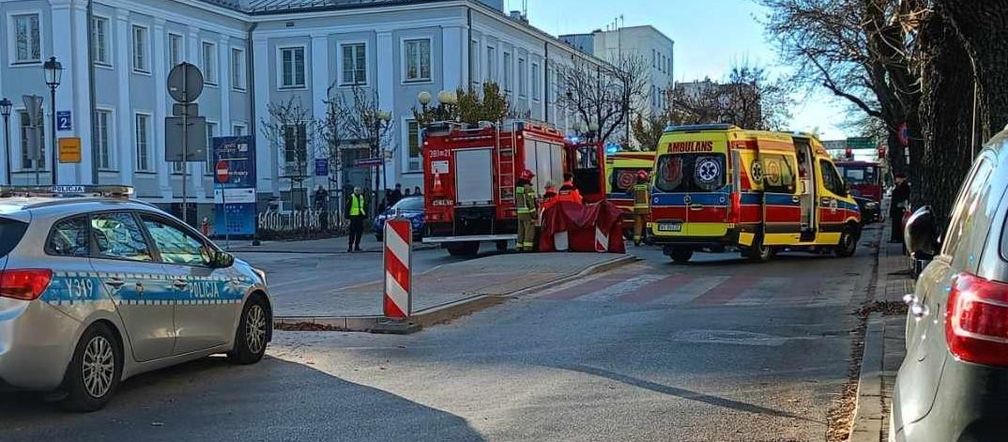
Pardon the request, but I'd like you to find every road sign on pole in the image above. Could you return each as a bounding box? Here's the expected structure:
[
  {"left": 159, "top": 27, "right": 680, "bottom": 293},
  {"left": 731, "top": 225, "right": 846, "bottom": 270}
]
[
  {"left": 167, "top": 62, "right": 205, "bottom": 226},
  {"left": 215, "top": 159, "right": 230, "bottom": 184},
  {"left": 846, "top": 137, "right": 875, "bottom": 150},
  {"left": 354, "top": 157, "right": 384, "bottom": 168}
]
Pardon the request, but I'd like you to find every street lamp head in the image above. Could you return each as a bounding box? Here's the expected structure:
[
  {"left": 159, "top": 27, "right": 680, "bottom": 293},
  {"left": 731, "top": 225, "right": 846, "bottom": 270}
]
[
  {"left": 0, "top": 98, "right": 11, "bottom": 118},
  {"left": 417, "top": 91, "right": 432, "bottom": 106},
  {"left": 378, "top": 110, "right": 392, "bottom": 122},
  {"left": 43, "top": 56, "right": 62, "bottom": 88},
  {"left": 438, "top": 90, "right": 458, "bottom": 105}
]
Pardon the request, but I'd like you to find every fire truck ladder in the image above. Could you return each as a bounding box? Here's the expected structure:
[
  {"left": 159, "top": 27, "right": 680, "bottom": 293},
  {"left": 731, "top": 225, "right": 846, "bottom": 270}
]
[{"left": 497, "top": 125, "right": 517, "bottom": 204}]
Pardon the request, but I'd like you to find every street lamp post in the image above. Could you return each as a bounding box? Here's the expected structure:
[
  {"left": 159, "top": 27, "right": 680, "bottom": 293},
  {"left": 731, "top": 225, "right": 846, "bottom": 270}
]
[
  {"left": 43, "top": 56, "right": 62, "bottom": 185},
  {"left": 0, "top": 98, "right": 11, "bottom": 185}
]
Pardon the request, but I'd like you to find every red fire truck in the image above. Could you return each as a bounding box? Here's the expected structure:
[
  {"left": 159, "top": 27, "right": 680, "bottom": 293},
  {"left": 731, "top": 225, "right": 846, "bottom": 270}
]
[{"left": 422, "top": 120, "right": 604, "bottom": 256}]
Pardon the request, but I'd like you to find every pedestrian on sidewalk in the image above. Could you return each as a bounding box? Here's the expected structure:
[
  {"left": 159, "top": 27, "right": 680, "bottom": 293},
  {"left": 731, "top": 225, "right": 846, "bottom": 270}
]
[
  {"left": 390, "top": 183, "right": 403, "bottom": 207},
  {"left": 414, "top": 186, "right": 422, "bottom": 196},
  {"left": 516, "top": 169, "right": 538, "bottom": 252},
  {"left": 890, "top": 172, "right": 910, "bottom": 244},
  {"left": 347, "top": 186, "right": 367, "bottom": 252},
  {"left": 630, "top": 170, "right": 651, "bottom": 246}
]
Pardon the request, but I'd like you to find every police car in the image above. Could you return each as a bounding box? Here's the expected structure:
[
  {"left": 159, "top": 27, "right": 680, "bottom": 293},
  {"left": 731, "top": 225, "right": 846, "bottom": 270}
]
[{"left": 0, "top": 186, "right": 271, "bottom": 411}]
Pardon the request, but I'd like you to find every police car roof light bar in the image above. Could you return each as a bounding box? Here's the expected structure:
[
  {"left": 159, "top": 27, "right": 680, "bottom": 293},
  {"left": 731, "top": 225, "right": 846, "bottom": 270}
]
[{"left": 0, "top": 185, "right": 135, "bottom": 199}]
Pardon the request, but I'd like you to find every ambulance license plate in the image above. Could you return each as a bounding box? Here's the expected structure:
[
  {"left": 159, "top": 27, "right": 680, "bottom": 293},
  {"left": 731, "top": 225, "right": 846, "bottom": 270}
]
[{"left": 658, "top": 222, "right": 682, "bottom": 232}]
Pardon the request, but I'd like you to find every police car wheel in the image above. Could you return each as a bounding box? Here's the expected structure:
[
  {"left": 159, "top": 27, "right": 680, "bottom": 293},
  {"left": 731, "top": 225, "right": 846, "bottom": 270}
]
[
  {"left": 228, "top": 297, "right": 270, "bottom": 365},
  {"left": 61, "top": 323, "right": 122, "bottom": 412}
]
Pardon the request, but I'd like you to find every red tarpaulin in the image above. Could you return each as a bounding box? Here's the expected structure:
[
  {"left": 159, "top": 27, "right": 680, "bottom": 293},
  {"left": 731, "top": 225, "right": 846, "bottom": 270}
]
[{"left": 538, "top": 201, "right": 627, "bottom": 253}]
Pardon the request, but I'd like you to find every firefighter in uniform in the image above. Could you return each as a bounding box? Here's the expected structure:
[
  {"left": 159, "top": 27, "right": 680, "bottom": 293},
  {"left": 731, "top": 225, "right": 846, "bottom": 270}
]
[
  {"left": 515, "top": 169, "right": 538, "bottom": 252},
  {"left": 631, "top": 170, "right": 652, "bottom": 246}
]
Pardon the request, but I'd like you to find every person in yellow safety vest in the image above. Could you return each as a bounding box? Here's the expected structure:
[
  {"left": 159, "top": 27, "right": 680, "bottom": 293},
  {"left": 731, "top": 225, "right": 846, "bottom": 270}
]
[
  {"left": 515, "top": 169, "right": 538, "bottom": 252},
  {"left": 631, "top": 170, "right": 652, "bottom": 246},
  {"left": 346, "top": 186, "right": 367, "bottom": 252}
]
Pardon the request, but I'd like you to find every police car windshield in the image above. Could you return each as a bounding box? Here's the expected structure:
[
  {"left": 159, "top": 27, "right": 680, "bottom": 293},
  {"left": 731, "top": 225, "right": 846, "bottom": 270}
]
[
  {"left": 655, "top": 153, "right": 727, "bottom": 193},
  {"left": 0, "top": 218, "right": 28, "bottom": 258}
]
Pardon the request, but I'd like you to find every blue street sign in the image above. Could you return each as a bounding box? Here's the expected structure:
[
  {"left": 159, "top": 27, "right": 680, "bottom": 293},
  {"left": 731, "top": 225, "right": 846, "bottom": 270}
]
[
  {"left": 211, "top": 136, "right": 257, "bottom": 237},
  {"left": 56, "top": 111, "right": 71, "bottom": 131},
  {"left": 314, "top": 158, "right": 329, "bottom": 176}
]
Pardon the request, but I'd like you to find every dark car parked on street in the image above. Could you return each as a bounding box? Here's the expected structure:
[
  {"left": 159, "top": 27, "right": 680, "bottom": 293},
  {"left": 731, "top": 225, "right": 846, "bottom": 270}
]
[
  {"left": 373, "top": 196, "right": 425, "bottom": 241},
  {"left": 892, "top": 128, "right": 1008, "bottom": 441}
]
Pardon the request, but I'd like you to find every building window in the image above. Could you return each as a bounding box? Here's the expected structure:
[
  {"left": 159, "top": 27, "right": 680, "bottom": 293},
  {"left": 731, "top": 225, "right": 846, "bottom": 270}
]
[
  {"left": 202, "top": 41, "right": 217, "bottom": 85},
  {"left": 503, "top": 52, "right": 512, "bottom": 93},
  {"left": 279, "top": 46, "right": 305, "bottom": 88},
  {"left": 204, "top": 122, "right": 217, "bottom": 174},
  {"left": 233, "top": 124, "right": 245, "bottom": 136},
  {"left": 341, "top": 43, "right": 366, "bottom": 85},
  {"left": 469, "top": 40, "right": 480, "bottom": 86},
  {"left": 531, "top": 62, "right": 541, "bottom": 101},
  {"left": 403, "top": 38, "right": 431, "bottom": 82},
  {"left": 135, "top": 114, "right": 151, "bottom": 171},
  {"left": 12, "top": 13, "right": 41, "bottom": 64},
  {"left": 486, "top": 46, "right": 496, "bottom": 83},
  {"left": 231, "top": 48, "right": 245, "bottom": 90},
  {"left": 168, "top": 33, "right": 183, "bottom": 67},
  {"left": 18, "top": 111, "right": 44, "bottom": 170},
  {"left": 518, "top": 57, "right": 527, "bottom": 97},
  {"left": 407, "top": 120, "right": 421, "bottom": 172},
  {"left": 91, "top": 17, "right": 110, "bottom": 66},
  {"left": 282, "top": 124, "right": 307, "bottom": 177},
  {"left": 652, "top": 49, "right": 656, "bottom": 68},
  {"left": 651, "top": 85, "right": 656, "bottom": 107},
  {"left": 95, "top": 110, "right": 112, "bottom": 170},
  {"left": 132, "top": 25, "right": 149, "bottom": 73}
]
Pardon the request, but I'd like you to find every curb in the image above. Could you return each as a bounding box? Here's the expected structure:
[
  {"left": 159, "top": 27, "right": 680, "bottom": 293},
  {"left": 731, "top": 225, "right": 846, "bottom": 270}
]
[
  {"left": 274, "top": 253, "right": 637, "bottom": 334},
  {"left": 849, "top": 313, "right": 885, "bottom": 442},
  {"left": 232, "top": 243, "right": 439, "bottom": 254}
]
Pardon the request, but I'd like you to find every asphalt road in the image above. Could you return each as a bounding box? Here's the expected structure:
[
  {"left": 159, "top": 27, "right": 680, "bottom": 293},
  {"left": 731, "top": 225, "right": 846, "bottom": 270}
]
[{"left": 0, "top": 226, "right": 881, "bottom": 441}]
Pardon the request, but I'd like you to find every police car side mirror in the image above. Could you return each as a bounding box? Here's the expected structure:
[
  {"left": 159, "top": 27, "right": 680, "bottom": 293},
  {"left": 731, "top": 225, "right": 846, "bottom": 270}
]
[{"left": 206, "top": 248, "right": 235, "bottom": 269}]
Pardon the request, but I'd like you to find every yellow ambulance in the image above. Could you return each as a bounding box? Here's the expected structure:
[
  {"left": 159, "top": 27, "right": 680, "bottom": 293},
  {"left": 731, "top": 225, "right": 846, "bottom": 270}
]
[{"left": 645, "top": 124, "right": 862, "bottom": 263}]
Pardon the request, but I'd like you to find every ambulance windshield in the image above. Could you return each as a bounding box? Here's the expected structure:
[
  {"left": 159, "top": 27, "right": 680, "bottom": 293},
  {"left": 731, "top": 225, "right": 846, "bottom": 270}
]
[{"left": 655, "top": 154, "right": 727, "bottom": 193}]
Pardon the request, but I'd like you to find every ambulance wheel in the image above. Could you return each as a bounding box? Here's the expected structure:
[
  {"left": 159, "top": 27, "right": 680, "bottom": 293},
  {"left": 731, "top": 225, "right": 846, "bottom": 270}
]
[
  {"left": 447, "top": 242, "right": 479, "bottom": 256},
  {"left": 835, "top": 225, "right": 859, "bottom": 257},
  {"left": 61, "top": 322, "right": 123, "bottom": 412},
  {"left": 745, "top": 235, "right": 773, "bottom": 263},
  {"left": 667, "top": 247, "right": 693, "bottom": 264}
]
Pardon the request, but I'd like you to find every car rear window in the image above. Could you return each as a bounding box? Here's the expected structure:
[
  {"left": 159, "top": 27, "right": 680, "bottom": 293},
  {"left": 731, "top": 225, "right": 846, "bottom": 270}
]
[
  {"left": 0, "top": 218, "right": 29, "bottom": 258},
  {"left": 610, "top": 168, "right": 651, "bottom": 193},
  {"left": 655, "top": 153, "right": 727, "bottom": 193}
]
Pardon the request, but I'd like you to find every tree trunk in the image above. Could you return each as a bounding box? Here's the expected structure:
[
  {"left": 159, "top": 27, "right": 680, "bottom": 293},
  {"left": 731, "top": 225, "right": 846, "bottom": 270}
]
[
  {"left": 939, "top": 0, "right": 1008, "bottom": 139},
  {"left": 916, "top": 8, "right": 976, "bottom": 222}
]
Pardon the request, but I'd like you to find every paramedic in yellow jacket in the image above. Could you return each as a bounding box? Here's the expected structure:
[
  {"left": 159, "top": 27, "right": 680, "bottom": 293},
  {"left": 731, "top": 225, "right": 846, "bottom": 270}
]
[
  {"left": 515, "top": 169, "right": 538, "bottom": 252},
  {"left": 631, "top": 170, "right": 651, "bottom": 246}
]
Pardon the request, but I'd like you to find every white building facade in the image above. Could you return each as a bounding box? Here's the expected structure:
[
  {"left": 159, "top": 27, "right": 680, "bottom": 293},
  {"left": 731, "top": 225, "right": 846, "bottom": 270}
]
[{"left": 0, "top": 0, "right": 602, "bottom": 220}]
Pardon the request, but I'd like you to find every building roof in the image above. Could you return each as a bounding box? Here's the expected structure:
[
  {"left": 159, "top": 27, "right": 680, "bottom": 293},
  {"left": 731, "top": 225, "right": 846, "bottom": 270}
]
[{"left": 197, "top": 0, "right": 470, "bottom": 14}]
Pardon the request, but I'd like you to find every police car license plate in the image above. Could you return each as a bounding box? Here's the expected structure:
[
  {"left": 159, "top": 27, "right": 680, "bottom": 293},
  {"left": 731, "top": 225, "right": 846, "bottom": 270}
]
[{"left": 658, "top": 222, "right": 682, "bottom": 232}]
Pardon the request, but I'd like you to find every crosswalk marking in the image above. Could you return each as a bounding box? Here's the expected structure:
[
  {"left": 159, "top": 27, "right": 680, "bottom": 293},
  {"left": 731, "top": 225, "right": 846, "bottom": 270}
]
[{"left": 536, "top": 272, "right": 856, "bottom": 308}]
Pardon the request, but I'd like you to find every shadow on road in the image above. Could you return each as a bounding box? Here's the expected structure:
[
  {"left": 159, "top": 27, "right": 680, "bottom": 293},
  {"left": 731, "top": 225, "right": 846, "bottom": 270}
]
[
  {"left": 556, "top": 364, "right": 824, "bottom": 425},
  {"left": 0, "top": 356, "right": 484, "bottom": 442}
]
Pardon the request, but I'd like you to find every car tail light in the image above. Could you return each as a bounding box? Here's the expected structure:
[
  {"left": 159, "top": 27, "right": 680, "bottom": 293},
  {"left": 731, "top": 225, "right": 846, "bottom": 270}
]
[
  {"left": 0, "top": 269, "right": 54, "bottom": 301},
  {"left": 946, "top": 272, "right": 1008, "bottom": 366},
  {"left": 727, "top": 192, "right": 741, "bottom": 224}
]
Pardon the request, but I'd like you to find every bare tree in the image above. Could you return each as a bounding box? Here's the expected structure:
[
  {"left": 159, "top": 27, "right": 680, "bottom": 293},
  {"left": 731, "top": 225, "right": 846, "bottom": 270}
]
[
  {"left": 335, "top": 85, "right": 395, "bottom": 211},
  {"left": 631, "top": 114, "right": 666, "bottom": 151},
  {"left": 259, "top": 96, "right": 322, "bottom": 210},
  {"left": 663, "top": 63, "right": 792, "bottom": 131},
  {"left": 555, "top": 54, "right": 649, "bottom": 145}
]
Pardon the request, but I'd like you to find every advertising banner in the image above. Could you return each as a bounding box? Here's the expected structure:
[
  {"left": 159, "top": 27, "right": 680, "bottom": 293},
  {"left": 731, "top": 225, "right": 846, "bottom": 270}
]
[{"left": 212, "top": 136, "right": 257, "bottom": 237}]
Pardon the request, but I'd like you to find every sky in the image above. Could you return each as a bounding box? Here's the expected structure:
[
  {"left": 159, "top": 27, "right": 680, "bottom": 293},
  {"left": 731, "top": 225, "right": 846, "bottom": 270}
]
[{"left": 508, "top": 0, "right": 853, "bottom": 140}]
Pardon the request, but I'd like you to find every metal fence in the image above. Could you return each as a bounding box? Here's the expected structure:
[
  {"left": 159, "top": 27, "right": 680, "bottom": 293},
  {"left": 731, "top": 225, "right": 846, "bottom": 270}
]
[{"left": 257, "top": 208, "right": 344, "bottom": 233}]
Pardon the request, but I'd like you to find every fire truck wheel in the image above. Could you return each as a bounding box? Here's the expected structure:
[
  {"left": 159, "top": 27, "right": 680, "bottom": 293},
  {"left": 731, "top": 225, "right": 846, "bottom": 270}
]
[
  {"left": 745, "top": 235, "right": 773, "bottom": 263},
  {"left": 447, "top": 242, "right": 480, "bottom": 256},
  {"left": 667, "top": 247, "right": 693, "bottom": 264}
]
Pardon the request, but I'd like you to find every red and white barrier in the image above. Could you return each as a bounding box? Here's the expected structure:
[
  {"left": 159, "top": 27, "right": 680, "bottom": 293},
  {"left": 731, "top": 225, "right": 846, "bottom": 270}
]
[{"left": 383, "top": 218, "right": 412, "bottom": 319}]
